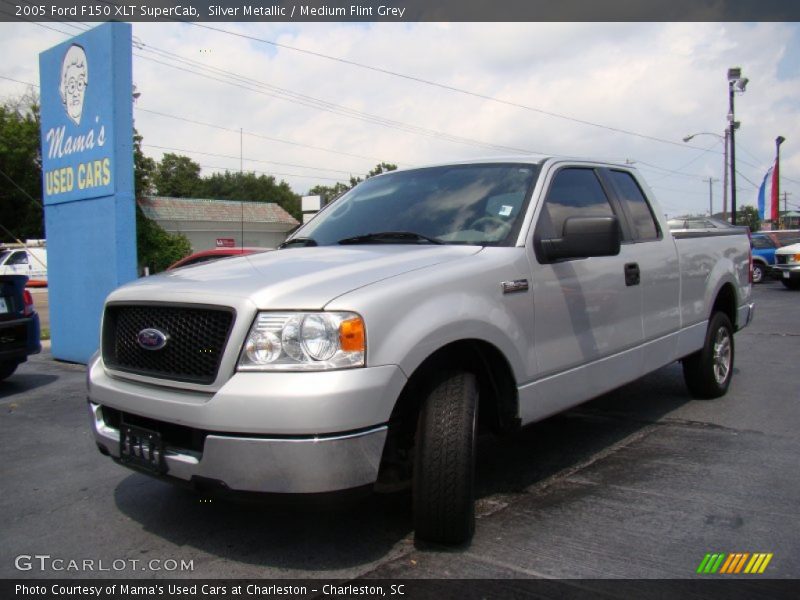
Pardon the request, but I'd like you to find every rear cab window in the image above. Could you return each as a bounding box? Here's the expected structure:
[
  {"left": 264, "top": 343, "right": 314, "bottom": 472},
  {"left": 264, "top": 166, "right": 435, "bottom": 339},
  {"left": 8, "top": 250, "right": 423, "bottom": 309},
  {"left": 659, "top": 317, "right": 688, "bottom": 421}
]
[{"left": 605, "top": 170, "right": 661, "bottom": 241}]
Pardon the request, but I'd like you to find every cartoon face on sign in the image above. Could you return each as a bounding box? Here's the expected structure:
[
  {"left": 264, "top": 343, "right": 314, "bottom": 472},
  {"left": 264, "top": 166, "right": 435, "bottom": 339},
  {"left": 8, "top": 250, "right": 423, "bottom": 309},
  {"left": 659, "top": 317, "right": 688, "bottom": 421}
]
[{"left": 59, "top": 44, "right": 88, "bottom": 126}]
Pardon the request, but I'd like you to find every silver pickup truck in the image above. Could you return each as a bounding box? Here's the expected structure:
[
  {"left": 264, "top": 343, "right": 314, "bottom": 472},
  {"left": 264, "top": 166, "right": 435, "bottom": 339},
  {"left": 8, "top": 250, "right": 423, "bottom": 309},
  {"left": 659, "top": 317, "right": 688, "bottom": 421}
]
[{"left": 88, "top": 158, "right": 754, "bottom": 545}]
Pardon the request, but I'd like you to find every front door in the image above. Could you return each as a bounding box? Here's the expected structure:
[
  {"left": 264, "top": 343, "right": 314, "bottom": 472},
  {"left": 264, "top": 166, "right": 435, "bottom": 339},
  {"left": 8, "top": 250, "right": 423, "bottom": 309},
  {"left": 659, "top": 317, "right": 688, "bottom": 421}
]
[{"left": 521, "top": 165, "right": 643, "bottom": 422}]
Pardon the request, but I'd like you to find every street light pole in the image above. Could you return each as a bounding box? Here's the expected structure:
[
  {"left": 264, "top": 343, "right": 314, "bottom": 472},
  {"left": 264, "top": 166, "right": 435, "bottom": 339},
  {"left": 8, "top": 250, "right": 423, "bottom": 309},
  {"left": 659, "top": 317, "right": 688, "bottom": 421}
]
[{"left": 727, "top": 67, "right": 748, "bottom": 226}]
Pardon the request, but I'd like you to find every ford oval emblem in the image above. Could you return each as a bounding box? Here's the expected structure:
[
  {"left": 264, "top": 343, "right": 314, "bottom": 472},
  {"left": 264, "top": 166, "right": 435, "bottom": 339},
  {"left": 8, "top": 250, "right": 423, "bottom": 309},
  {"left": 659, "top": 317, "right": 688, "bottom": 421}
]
[{"left": 137, "top": 328, "right": 168, "bottom": 351}]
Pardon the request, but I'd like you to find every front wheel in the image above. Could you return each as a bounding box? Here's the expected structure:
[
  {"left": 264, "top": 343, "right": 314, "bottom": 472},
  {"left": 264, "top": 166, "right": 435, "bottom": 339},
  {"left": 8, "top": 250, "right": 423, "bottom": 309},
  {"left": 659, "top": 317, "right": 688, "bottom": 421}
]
[
  {"left": 752, "top": 263, "right": 765, "bottom": 284},
  {"left": 682, "top": 312, "right": 734, "bottom": 399},
  {"left": 413, "top": 371, "right": 478, "bottom": 545}
]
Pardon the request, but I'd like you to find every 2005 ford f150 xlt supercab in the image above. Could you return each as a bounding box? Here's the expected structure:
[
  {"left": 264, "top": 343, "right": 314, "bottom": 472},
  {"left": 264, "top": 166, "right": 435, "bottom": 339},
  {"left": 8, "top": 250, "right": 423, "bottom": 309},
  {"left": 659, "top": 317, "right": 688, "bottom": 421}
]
[{"left": 88, "top": 158, "right": 754, "bottom": 544}]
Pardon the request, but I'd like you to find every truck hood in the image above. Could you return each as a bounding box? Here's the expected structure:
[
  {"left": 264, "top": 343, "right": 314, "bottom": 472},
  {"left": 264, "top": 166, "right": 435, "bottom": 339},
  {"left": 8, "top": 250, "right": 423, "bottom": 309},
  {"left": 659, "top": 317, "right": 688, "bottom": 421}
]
[
  {"left": 776, "top": 243, "right": 800, "bottom": 255},
  {"left": 108, "top": 245, "right": 483, "bottom": 309}
]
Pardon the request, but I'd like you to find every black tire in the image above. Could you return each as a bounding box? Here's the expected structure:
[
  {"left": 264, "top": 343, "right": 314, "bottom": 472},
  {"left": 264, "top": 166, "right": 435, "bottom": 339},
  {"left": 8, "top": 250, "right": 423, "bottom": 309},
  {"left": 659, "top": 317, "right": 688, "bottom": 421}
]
[
  {"left": 781, "top": 278, "right": 800, "bottom": 290},
  {"left": 752, "top": 263, "right": 766, "bottom": 284},
  {"left": 0, "top": 361, "right": 18, "bottom": 381},
  {"left": 682, "top": 312, "right": 734, "bottom": 399},
  {"left": 413, "top": 371, "right": 478, "bottom": 545}
]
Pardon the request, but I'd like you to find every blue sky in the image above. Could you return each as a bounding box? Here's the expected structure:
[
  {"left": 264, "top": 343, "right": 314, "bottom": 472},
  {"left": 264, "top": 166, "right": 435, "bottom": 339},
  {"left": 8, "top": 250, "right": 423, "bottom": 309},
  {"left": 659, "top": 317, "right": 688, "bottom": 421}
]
[{"left": 1, "top": 21, "right": 798, "bottom": 217}]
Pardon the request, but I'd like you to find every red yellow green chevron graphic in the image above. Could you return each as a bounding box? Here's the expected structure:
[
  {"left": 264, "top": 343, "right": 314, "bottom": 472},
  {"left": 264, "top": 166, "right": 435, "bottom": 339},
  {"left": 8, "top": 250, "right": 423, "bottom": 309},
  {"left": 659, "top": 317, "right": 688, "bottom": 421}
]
[{"left": 696, "top": 552, "right": 773, "bottom": 574}]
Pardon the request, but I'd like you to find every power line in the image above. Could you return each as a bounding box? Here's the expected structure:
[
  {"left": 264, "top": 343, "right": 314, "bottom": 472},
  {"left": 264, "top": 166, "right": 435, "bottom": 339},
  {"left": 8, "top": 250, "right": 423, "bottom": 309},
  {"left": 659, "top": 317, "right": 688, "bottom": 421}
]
[
  {"left": 197, "top": 164, "right": 342, "bottom": 182},
  {"left": 632, "top": 160, "right": 710, "bottom": 182},
  {"left": 133, "top": 50, "right": 547, "bottom": 156},
  {"left": 136, "top": 107, "right": 399, "bottom": 166},
  {"left": 189, "top": 22, "right": 705, "bottom": 151},
  {"left": 8, "top": 19, "right": 786, "bottom": 191},
  {"left": 0, "top": 74, "right": 38, "bottom": 88},
  {"left": 144, "top": 143, "right": 366, "bottom": 176},
  {"left": 645, "top": 140, "right": 722, "bottom": 183}
]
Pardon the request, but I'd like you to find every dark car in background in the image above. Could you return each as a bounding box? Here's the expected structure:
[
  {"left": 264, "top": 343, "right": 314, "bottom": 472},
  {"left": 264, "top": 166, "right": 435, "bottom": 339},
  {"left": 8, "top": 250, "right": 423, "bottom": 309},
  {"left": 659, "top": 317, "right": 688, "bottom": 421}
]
[{"left": 0, "top": 275, "right": 41, "bottom": 380}]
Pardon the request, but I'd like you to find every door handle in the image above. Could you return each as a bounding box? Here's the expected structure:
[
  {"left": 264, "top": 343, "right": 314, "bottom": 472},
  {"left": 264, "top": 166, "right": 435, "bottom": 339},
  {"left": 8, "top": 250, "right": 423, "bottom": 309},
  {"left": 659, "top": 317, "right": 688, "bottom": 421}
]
[{"left": 624, "top": 262, "right": 640, "bottom": 286}]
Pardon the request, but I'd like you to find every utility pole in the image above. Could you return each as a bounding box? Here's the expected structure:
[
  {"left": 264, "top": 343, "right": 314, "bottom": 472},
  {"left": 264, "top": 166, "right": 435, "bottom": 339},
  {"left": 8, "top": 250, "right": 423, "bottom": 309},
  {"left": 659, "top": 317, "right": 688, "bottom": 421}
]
[{"left": 705, "top": 177, "right": 718, "bottom": 216}]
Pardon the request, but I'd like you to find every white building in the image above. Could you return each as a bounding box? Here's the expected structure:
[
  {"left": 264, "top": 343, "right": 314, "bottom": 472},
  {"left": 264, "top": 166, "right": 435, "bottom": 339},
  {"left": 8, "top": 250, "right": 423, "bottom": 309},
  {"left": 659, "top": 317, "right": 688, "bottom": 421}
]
[{"left": 138, "top": 196, "right": 300, "bottom": 251}]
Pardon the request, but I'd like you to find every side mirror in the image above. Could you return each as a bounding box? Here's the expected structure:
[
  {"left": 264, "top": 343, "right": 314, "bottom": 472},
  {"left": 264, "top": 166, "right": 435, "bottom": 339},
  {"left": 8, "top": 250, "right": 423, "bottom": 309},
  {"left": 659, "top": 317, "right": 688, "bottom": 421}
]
[{"left": 540, "top": 216, "right": 621, "bottom": 262}]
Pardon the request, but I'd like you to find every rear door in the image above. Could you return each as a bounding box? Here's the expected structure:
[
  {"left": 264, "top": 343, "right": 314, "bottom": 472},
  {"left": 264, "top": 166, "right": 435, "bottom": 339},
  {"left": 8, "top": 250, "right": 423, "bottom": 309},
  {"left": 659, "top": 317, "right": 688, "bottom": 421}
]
[{"left": 599, "top": 169, "right": 680, "bottom": 371}]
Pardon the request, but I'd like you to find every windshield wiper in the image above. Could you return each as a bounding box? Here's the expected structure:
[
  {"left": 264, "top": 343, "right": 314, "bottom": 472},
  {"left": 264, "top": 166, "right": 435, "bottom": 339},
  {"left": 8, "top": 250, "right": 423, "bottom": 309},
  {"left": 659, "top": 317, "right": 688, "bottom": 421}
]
[
  {"left": 278, "top": 237, "right": 318, "bottom": 249},
  {"left": 337, "top": 231, "right": 444, "bottom": 245}
]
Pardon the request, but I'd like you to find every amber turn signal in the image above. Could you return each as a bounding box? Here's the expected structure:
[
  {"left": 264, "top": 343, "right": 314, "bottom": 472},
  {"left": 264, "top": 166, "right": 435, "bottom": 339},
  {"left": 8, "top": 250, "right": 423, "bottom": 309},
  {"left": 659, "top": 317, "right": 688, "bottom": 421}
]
[{"left": 339, "top": 317, "right": 365, "bottom": 353}]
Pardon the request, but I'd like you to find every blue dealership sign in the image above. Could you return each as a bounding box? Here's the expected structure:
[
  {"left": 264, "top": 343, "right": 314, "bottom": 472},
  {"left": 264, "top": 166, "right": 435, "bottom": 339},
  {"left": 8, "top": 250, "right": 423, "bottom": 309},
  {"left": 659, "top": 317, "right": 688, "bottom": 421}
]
[
  {"left": 39, "top": 23, "right": 137, "bottom": 363},
  {"left": 40, "top": 26, "right": 123, "bottom": 204}
]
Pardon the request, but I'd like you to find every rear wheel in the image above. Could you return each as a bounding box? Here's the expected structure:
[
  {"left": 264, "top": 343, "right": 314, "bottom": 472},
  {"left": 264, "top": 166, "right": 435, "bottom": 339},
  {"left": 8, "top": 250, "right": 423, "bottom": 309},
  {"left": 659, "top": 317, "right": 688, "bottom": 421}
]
[
  {"left": 752, "top": 263, "right": 766, "bottom": 284},
  {"left": 0, "top": 361, "right": 18, "bottom": 381},
  {"left": 413, "top": 371, "right": 478, "bottom": 545},
  {"left": 682, "top": 312, "right": 734, "bottom": 399}
]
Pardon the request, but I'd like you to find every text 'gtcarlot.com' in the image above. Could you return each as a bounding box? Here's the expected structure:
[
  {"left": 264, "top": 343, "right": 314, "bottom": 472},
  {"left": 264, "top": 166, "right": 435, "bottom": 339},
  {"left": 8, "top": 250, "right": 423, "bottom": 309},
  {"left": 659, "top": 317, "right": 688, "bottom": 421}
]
[{"left": 14, "top": 554, "right": 194, "bottom": 572}]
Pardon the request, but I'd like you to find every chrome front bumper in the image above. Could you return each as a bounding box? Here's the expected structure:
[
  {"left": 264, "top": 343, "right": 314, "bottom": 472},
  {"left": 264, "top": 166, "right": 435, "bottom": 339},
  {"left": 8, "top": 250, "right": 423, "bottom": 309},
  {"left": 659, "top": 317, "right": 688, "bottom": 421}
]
[{"left": 90, "top": 401, "right": 387, "bottom": 493}]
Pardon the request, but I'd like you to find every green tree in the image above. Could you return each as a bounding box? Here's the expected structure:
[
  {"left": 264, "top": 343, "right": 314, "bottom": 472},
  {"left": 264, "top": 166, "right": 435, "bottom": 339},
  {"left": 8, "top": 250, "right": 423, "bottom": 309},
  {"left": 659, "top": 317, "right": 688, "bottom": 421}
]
[
  {"left": 200, "top": 170, "right": 301, "bottom": 221},
  {"left": 135, "top": 210, "right": 191, "bottom": 273},
  {"left": 134, "top": 133, "right": 191, "bottom": 272},
  {"left": 133, "top": 130, "right": 156, "bottom": 197},
  {"left": 153, "top": 153, "right": 202, "bottom": 197},
  {"left": 737, "top": 205, "right": 761, "bottom": 232},
  {"left": 0, "top": 93, "right": 43, "bottom": 241},
  {"left": 308, "top": 162, "right": 397, "bottom": 205}
]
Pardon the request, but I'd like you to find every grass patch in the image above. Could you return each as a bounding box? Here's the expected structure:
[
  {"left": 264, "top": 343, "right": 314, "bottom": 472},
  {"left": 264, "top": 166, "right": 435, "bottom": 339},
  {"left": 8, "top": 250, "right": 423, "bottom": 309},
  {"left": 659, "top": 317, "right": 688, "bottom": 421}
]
[{"left": 40, "top": 327, "right": 50, "bottom": 341}]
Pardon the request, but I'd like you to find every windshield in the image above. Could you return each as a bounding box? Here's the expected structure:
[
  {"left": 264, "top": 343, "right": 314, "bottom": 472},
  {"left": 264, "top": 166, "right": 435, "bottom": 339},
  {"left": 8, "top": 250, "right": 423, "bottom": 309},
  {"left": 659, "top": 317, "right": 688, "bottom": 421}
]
[{"left": 295, "top": 163, "right": 540, "bottom": 246}]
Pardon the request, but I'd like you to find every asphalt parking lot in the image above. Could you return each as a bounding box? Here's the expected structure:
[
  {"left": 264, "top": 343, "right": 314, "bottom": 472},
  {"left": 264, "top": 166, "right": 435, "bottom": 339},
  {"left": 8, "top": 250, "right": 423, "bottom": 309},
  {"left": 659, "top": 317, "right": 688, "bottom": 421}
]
[{"left": 1, "top": 282, "right": 798, "bottom": 583}]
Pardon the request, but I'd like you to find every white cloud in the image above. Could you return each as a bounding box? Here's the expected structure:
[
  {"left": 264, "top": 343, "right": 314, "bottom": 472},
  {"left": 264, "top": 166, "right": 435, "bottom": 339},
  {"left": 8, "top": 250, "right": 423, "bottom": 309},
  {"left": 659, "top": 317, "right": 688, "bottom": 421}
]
[{"left": 1, "top": 20, "right": 798, "bottom": 216}]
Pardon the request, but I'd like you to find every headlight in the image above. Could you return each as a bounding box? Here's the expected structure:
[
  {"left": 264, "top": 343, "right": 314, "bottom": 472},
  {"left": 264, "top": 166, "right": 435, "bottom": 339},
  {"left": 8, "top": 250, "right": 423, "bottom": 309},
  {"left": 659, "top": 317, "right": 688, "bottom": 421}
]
[{"left": 238, "top": 312, "right": 365, "bottom": 371}]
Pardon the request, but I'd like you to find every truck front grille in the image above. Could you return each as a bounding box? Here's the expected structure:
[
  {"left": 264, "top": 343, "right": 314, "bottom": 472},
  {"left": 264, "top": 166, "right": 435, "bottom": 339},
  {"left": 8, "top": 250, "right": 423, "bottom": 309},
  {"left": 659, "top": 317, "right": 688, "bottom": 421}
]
[
  {"left": 102, "top": 304, "right": 235, "bottom": 384},
  {"left": 775, "top": 255, "right": 788, "bottom": 265}
]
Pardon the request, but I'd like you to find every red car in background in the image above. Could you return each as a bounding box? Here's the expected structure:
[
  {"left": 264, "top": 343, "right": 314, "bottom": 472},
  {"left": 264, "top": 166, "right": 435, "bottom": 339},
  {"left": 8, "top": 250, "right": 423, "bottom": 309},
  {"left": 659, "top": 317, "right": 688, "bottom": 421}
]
[{"left": 167, "top": 247, "right": 269, "bottom": 270}]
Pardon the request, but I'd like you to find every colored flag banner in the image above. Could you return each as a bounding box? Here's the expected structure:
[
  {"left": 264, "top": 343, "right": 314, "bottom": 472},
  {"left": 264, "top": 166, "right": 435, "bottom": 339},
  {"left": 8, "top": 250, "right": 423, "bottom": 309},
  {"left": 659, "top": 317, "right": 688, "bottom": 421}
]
[{"left": 757, "top": 163, "right": 779, "bottom": 221}]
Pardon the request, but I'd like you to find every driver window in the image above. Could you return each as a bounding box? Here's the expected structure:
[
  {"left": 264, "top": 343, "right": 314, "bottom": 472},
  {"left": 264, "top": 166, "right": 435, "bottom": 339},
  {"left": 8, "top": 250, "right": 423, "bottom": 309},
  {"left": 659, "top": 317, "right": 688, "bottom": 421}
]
[{"left": 536, "top": 168, "right": 615, "bottom": 240}]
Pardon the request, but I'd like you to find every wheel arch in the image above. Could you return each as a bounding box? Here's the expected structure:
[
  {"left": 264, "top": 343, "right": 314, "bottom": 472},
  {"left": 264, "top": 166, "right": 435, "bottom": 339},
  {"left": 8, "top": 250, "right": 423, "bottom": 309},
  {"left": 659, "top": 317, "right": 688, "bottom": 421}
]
[
  {"left": 711, "top": 281, "right": 737, "bottom": 326},
  {"left": 376, "top": 338, "right": 519, "bottom": 490}
]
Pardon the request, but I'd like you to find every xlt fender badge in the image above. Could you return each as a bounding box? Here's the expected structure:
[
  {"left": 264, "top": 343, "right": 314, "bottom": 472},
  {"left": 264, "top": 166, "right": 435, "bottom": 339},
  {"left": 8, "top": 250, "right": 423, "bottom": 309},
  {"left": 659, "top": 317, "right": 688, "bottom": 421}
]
[{"left": 501, "top": 279, "right": 529, "bottom": 294}]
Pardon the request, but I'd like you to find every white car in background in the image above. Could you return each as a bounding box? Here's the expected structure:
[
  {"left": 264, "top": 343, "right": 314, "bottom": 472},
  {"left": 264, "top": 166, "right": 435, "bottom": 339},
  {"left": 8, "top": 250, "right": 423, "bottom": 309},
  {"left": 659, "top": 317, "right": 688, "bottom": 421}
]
[
  {"left": 0, "top": 247, "right": 48, "bottom": 286},
  {"left": 774, "top": 243, "right": 800, "bottom": 290}
]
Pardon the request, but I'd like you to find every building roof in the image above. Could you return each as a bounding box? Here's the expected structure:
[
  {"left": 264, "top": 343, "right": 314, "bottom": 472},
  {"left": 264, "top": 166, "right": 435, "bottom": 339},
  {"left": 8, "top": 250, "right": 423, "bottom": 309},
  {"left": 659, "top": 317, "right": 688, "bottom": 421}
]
[{"left": 138, "top": 196, "right": 299, "bottom": 227}]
